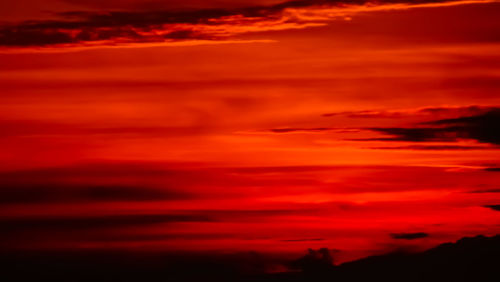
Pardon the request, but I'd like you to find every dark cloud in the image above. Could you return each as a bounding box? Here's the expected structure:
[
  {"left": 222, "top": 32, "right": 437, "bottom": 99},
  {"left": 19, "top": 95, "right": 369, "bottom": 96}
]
[
  {"left": 368, "top": 145, "right": 490, "bottom": 150},
  {"left": 58, "top": 0, "right": 284, "bottom": 10},
  {"left": 323, "top": 110, "right": 405, "bottom": 118},
  {"left": 0, "top": 213, "right": 215, "bottom": 249},
  {"left": 0, "top": 208, "right": 315, "bottom": 250},
  {"left": 467, "top": 189, "right": 500, "bottom": 193},
  {"left": 323, "top": 105, "right": 490, "bottom": 119},
  {"left": 425, "top": 108, "right": 500, "bottom": 144},
  {"left": 281, "top": 238, "right": 325, "bottom": 242},
  {"left": 230, "top": 165, "right": 335, "bottom": 173},
  {"left": 0, "top": 162, "right": 203, "bottom": 204},
  {"left": 366, "top": 127, "right": 470, "bottom": 142},
  {"left": 0, "top": 184, "right": 191, "bottom": 204},
  {"left": 365, "top": 108, "right": 500, "bottom": 145},
  {"left": 269, "top": 127, "right": 337, "bottom": 133},
  {"left": 0, "top": 214, "right": 213, "bottom": 232},
  {"left": 0, "top": 0, "right": 468, "bottom": 48},
  {"left": 0, "top": 162, "right": 331, "bottom": 200},
  {"left": 0, "top": 9, "right": 229, "bottom": 47},
  {"left": 390, "top": 232, "right": 429, "bottom": 240},
  {"left": 0, "top": 119, "right": 208, "bottom": 138},
  {"left": 484, "top": 167, "right": 500, "bottom": 172},
  {"left": 417, "top": 105, "right": 489, "bottom": 115},
  {"left": 91, "top": 232, "right": 234, "bottom": 242},
  {"left": 0, "top": 213, "right": 214, "bottom": 247},
  {"left": 0, "top": 161, "right": 170, "bottom": 178},
  {"left": 483, "top": 205, "right": 500, "bottom": 211}
]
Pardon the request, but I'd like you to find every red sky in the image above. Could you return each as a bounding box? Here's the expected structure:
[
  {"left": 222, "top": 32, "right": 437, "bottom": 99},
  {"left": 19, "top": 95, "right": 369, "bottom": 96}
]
[{"left": 1, "top": 0, "right": 499, "bottom": 265}]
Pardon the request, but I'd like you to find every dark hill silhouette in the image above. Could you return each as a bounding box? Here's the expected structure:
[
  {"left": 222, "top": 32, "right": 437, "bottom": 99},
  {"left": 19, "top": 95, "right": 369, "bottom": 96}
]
[
  {"left": 333, "top": 235, "right": 500, "bottom": 282},
  {"left": 2, "top": 235, "right": 499, "bottom": 282}
]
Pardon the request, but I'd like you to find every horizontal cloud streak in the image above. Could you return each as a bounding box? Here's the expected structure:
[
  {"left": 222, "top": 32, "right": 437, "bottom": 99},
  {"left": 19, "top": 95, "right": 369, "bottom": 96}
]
[
  {"left": 368, "top": 145, "right": 492, "bottom": 150},
  {"left": 269, "top": 127, "right": 337, "bottom": 133},
  {"left": 0, "top": 214, "right": 213, "bottom": 231},
  {"left": 0, "top": 0, "right": 494, "bottom": 49},
  {"left": 322, "top": 105, "right": 492, "bottom": 119},
  {"left": 484, "top": 204, "right": 500, "bottom": 211},
  {"left": 390, "top": 232, "right": 429, "bottom": 240},
  {"left": 0, "top": 184, "right": 192, "bottom": 204},
  {"left": 362, "top": 108, "right": 500, "bottom": 145}
]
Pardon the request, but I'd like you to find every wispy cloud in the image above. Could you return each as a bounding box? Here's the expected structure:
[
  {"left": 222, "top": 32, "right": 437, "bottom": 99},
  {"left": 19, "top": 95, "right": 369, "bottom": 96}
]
[
  {"left": 483, "top": 204, "right": 500, "bottom": 211},
  {"left": 0, "top": 0, "right": 494, "bottom": 50},
  {"left": 390, "top": 232, "right": 429, "bottom": 240},
  {"left": 368, "top": 144, "right": 492, "bottom": 150},
  {"left": 322, "top": 105, "right": 491, "bottom": 119},
  {"left": 269, "top": 127, "right": 338, "bottom": 133},
  {"left": 366, "top": 108, "right": 500, "bottom": 145}
]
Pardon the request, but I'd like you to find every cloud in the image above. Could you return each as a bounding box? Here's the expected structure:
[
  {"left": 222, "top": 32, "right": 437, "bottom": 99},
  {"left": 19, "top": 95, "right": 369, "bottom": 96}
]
[
  {"left": 281, "top": 238, "right": 325, "bottom": 242},
  {"left": 483, "top": 204, "right": 500, "bottom": 211},
  {"left": 0, "top": 208, "right": 319, "bottom": 251},
  {"left": 229, "top": 165, "right": 336, "bottom": 173},
  {"left": 0, "top": 0, "right": 492, "bottom": 49},
  {"left": 366, "top": 127, "right": 472, "bottom": 142},
  {"left": 425, "top": 108, "right": 500, "bottom": 144},
  {"left": 467, "top": 188, "right": 500, "bottom": 193},
  {"left": 0, "top": 184, "right": 191, "bottom": 204},
  {"left": 269, "top": 127, "right": 337, "bottom": 133},
  {"left": 484, "top": 167, "right": 500, "bottom": 172},
  {"left": 0, "top": 214, "right": 214, "bottom": 235},
  {"left": 365, "top": 108, "right": 500, "bottom": 145},
  {"left": 322, "top": 105, "right": 491, "bottom": 119},
  {"left": 0, "top": 212, "right": 215, "bottom": 250},
  {"left": 368, "top": 145, "right": 491, "bottom": 150},
  {"left": 0, "top": 119, "right": 208, "bottom": 138},
  {"left": 0, "top": 162, "right": 204, "bottom": 204},
  {"left": 390, "top": 232, "right": 429, "bottom": 240}
]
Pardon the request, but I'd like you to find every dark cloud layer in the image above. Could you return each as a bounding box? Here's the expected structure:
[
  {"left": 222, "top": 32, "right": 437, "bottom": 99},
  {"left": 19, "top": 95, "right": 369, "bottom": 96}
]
[
  {"left": 0, "top": 214, "right": 213, "bottom": 232},
  {"left": 367, "top": 109, "right": 500, "bottom": 145},
  {"left": 270, "top": 127, "right": 336, "bottom": 133},
  {"left": 369, "top": 145, "right": 491, "bottom": 150},
  {"left": 0, "top": 0, "right": 472, "bottom": 48},
  {"left": 390, "top": 232, "right": 429, "bottom": 240},
  {"left": 0, "top": 162, "right": 198, "bottom": 204},
  {"left": 426, "top": 108, "right": 500, "bottom": 144},
  {"left": 0, "top": 184, "right": 190, "bottom": 204},
  {"left": 485, "top": 167, "right": 500, "bottom": 172},
  {"left": 0, "top": 120, "right": 207, "bottom": 138},
  {"left": 467, "top": 188, "right": 500, "bottom": 193},
  {"left": 270, "top": 106, "right": 500, "bottom": 149},
  {"left": 323, "top": 105, "right": 490, "bottom": 119},
  {"left": 484, "top": 205, "right": 500, "bottom": 211},
  {"left": 281, "top": 238, "right": 325, "bottom": 242},
  {"left": 0, "top": 213, "right": 214, "bottom": 248}
]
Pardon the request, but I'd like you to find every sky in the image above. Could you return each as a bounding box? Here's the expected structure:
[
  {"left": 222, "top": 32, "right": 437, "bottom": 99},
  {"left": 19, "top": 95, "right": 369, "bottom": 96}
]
[{"left": 1, "top": 0, "right": 500, "bottom": 267}]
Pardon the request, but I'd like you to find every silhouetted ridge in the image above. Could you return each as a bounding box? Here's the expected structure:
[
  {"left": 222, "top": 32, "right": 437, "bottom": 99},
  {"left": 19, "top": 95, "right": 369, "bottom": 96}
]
[
  {"left": 333, "top": 235, "right": 500, "bottom": 282},
  {"left": 2, "top": 235, "right": 499, "bottom": 282}
]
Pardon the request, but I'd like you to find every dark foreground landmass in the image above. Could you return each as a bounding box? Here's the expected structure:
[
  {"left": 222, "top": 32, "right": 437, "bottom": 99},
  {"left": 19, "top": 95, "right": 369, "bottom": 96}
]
[{"left": 2, "top": 234, "right": 499, "bottom": 282}]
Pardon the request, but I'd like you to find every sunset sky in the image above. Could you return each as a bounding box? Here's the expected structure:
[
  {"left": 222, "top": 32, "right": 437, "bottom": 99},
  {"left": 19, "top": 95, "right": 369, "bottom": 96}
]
[{"left": 1, "top": 0, "right": 499, "bottom": 267}]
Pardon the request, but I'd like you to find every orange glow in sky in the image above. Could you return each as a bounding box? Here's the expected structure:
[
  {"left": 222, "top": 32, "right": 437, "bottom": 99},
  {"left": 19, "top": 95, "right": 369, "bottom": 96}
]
[{"left": 1, "top": 0, "right": 499, "bottom": 265}]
